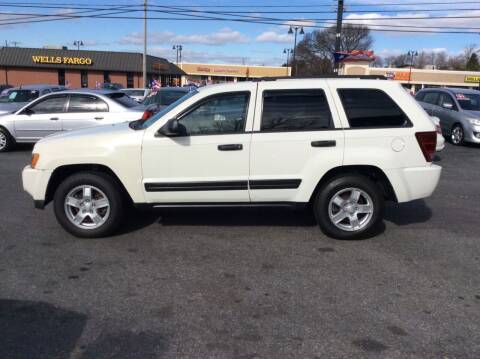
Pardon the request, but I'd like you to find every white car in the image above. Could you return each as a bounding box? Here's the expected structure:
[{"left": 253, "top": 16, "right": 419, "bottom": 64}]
[
  {"left": 0, "top": 89, "right": 145, "bottom": 152},
  {"left": 22, "top": 78, "right": 441, "bottom": 239}
]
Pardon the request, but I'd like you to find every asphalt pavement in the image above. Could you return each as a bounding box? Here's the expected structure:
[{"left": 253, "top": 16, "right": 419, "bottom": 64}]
[{"left": 1, "top": 143, "right": 480, "bottom": 359}]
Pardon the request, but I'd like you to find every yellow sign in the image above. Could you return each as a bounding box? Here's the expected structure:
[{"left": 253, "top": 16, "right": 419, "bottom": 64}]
[
  {"left": 32, "top": 55, "right": 93, "bottom": 65},
  {"left": 465, "top": 75, "right": 480, "bottom": 83}
]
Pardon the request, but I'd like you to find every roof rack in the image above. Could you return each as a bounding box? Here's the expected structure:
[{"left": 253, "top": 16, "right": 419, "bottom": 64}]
[{"left": 252, "top": 75, "right": 386, "bottom": 82}]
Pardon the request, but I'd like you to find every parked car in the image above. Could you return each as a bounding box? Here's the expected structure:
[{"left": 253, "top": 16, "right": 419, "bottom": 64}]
[
  {"left": 100, "top": 83, "right": 124, "bottom": 90},
  {"left": 0, "top": 84, "right": 13, "bottom": 95},
  {"left": 0, "top": 89, "right": 144, "bottom": 151},
  {"left": 415, "top": 87, "right": 480, "bottom": 145},
  {"left": 431, "top": 116, "right": 445, "bottom": 151},
  {"left": 22, "top": 78, "right": 441, "bottom": 239},
  {"left": 141, "top": 87, "right": 193, "bottom": 119},
  {"left": 0, "top": 84, "right": 65, "bottom": 116},
  {"left": 120, "top": 88, "right": 151, "bottom": 103}
]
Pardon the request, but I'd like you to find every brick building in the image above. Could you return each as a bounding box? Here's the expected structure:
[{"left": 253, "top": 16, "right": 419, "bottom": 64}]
[{"left": 0, "top": 46, "right": 185, "bottom": 88}]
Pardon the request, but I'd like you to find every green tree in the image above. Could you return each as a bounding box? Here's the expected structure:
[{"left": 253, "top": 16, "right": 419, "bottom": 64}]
[{"left": 466, "top": 53, "right": 480, "bottom": 71}]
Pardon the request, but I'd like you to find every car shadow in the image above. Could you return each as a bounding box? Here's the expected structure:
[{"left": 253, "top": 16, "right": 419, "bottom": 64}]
[{"left": 384, "top": 199, "right": 432, "bottom": 226}]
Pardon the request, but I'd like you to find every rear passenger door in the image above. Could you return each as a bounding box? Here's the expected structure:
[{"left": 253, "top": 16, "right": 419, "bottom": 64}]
[
  {"left": 62, "top": 94, "right": 109, "bottom": 131},
  {"left": 249, "top": 81, "right": 344, "bottom": 203},
  {"left": 436, "top": 92, "right": 458, "bottom": 133}
]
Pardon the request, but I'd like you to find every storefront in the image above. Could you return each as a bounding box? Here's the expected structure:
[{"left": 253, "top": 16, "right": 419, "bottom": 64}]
[
  {"left": 179, "top": 62, "right": 291, "bottom": 86},
  {"left": 0, "top": 46, "right": 184, "bottom": 88},
  {"left": 340, "top": 61, "right": 480, "bottom": 93}
]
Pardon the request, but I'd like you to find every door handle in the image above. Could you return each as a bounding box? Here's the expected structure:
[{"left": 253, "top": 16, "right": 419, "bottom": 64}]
[
  {"left": 94, "top": 116, "right": 104, "bottom": 120},
  {"left": 218, "top": 144, "right": 243, "bottom": 151},
  {"left": 311, "top": 140, "right": 336, "bottom": 147},
  {"left": 49, "top": 117, "right": 59, "bottom": 121}
]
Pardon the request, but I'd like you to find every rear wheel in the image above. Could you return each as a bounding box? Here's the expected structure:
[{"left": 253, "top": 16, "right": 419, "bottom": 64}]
[
  {"left": 314, "top": 175, "right": 384, "bottom": 240},
  {"left": 450, "top": 124, "right": 464, "bottom": 145},
  {"left": 0, "top": 127, "right": 14, "bottom": 152},
  {"left": 53, "top": 172, "right": 125, "bottom": 238}
]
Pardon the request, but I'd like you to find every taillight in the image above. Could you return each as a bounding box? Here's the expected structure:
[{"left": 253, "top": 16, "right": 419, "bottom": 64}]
[
  {"left": 141, "top": 110, "right": 153, "bottom": 121},
  {"left": 415, "top": 131, "right": 437, "bottom": 162}
]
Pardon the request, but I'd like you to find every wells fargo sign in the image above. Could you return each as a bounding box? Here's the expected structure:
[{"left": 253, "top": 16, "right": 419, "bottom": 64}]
[
  {"left": 32, "top": 55, "right": 93, "bottom": 65},
  {"left": 465, "top": 75, "right": 480, "bottom": 83}
]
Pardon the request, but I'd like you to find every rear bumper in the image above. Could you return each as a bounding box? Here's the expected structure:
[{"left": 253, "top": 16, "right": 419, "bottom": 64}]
[
  {"left": 22, "top": 165, "right": 53, "bottom": 208},
  {"left": 385, "top": 164, "right": 442, "bottom": 203}
]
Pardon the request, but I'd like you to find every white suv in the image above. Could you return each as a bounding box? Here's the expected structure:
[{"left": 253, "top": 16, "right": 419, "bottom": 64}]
[{"left": 22, "top": 79, "right": 441, "bottom": 239}]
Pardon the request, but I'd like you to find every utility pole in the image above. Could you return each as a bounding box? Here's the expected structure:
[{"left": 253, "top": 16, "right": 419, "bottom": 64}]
[
  {"left": 334, "top": 0, "right": 344, "bottom": 74},
  {"left": 143, "top": 0, "right": 148, "bottom": 88},
  {"left": 288, "top": 26, "right": 304, "bottom": 76}
]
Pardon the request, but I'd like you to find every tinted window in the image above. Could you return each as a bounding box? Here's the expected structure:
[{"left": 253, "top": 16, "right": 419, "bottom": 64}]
[
  {"left": 68, "top": 95, "right": 108, "bottom": 113},
  {"left": 28, "top": 95, "right": 67, "bottom": 114},
  {"left": 261, "top": 90, "right": 332, "bottom": 132},
  {"left": 0, "top": 90, "right": 39, "bottom": 103},
  {"left": 415, "top": 92, "right": 425, "bottom": 101},
  {"left": 455, "top": 93, "right": 480, "bottom": 111},
  {"left": 338, "top": 89, "right": 411, "bottom": 128},
  {"left": 143, "top": 90, "right": 188, "bottom": 106},
  {"left": 124, "top": 90, "right": 145, "bottom": 97},
  {"left": 106, "top": 92, "right": 138, "bottom": 108},
  {"left": 177, "top": 93, "right": 249, "bottom": 136},
  {"left": 422, "top": 92, "right": 440, "bottom": 105}
]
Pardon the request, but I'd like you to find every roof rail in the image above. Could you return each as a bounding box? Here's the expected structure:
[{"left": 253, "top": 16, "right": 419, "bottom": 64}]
[{"left": 252, "top": 75, "right": 386, "bottom": 82}]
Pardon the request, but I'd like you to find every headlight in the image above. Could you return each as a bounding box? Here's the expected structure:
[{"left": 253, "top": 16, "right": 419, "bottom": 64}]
[
  {"left": 468, "top": 118, "right": 480, "bottom": 126},
  {"left": 31, "top": 153, "right": 40, "bottom": 168}
]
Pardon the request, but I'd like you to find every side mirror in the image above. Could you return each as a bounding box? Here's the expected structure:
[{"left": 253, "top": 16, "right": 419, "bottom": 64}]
[
  {"left": 22, "top": 108, "right": 34, "bottom": 116},
  {"left": 157, "top": 118, "right": 182, "bottom": 137},
  {"left": 442, "top": 102, "right": 453, "bottom": 110}
]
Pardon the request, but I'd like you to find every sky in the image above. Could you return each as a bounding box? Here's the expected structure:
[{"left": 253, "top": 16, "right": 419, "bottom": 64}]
[{"left": 0, "top": 0, "right": 479, "bottom": 66}]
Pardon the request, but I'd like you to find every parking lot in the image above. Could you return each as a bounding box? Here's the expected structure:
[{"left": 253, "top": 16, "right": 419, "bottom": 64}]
[{"left": 0, "top": 143, "right": 479, "bottom": 358}]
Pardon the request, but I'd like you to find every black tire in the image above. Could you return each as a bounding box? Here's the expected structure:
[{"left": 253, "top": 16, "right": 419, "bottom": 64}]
[
  {"left": 450, "top": 123, "right": 464, "bottom": 146},
  {"left": 0, "top": 127, "right": 14, "bottom": 152},
  {"left": 53, "top": 172, "right": 125, "bottom": 238},
  {"left": 313, "top": 175, "right": 384, "bottom": 240}
]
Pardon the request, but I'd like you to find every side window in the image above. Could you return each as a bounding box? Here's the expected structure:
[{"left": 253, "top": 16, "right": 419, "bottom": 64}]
[
  {"left": 177, "top": 93, "right": 249, "bottom": 136},
  {"left": 422, "top": 92, "right": 440, "bottom": 105},
  {"left": 338, "top": 89, "right": 412, "bottom": 128},
  {"left": 415, "top": 92, "right": 425, "bottom": 101},
  {"left": 67, "top": 95, "right": 108, "bottom": 113},
  {"left": 261, "top": 90, "right": 332, "bottom": 132},
  {"left": 28, "top": 95, "right": 67, "bottom": 114},
  {"left": 438, "top": 93, "right": 457, "bottom": 110}
]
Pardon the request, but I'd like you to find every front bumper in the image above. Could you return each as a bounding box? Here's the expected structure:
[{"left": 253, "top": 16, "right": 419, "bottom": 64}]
[
  {"left": 385, "top": 164, "right": 442, "bottom": 203},
  {"left": 22, "top": 165, "right": 53, "bottom": 209}
]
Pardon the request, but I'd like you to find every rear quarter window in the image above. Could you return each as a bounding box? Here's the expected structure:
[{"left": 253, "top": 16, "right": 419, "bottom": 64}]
[{"left": 338, "top": 89, "right": 412, "bottom": 128}]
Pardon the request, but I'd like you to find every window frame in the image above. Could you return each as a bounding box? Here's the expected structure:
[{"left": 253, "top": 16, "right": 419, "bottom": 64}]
[
  {"left": 24, "top": 94, "right": 68, "bottom": 115},
  {"left": 337, "top": 88, "right": 413, "bottom": 130},
  {"left": 66, "top": 94, "right": 109, "bottom": 113},
  {"left": 173, "top": 91, "right": 251, "bottom": 137},
  {"left": 259, "top": 88, "right": 334, "bottom": 133}
]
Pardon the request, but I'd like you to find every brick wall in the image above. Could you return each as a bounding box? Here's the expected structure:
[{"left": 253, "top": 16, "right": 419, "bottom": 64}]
[
  {"left": 0, "top": 67, "right": 59, "bottom": 86},
  {"left": 88, "top": 71, "right": 104, "bottom": 88},
  {"left": 109, "top": 72, "right": 127, "bottom": 87},
  {"left": 65, "top": 70, "right": 81, "bottom": 88}
]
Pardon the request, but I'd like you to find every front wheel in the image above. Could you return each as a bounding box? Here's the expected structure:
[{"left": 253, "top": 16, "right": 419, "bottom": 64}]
[
  {"left": 53, "top": 172, "right": 125, "bottom": 238},
  {"left": 450, "top": 124, "right": 464, "bottom": 145},
  {"left": 314, "top": 175, "right": 384, "bottom": 240}
]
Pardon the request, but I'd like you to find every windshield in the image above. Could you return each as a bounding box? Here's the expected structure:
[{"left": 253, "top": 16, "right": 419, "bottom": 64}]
[
  {"left": 124, "top": 90, "right": 145, "bottom": 97},
  {"left": 140, "top": 90, "right": 198, "bottom": 129},
  {"left": 106, "top": 92, "right": 139, "bottom": 108},
  {"left": 455, "top": 93, "right": 480, "bottom": 111},
  {"left": 143, "top": 90, "right": 189, "bottom": 106},
  {"left": 0, "top": 89, "right": 39, "bottom": 103}
]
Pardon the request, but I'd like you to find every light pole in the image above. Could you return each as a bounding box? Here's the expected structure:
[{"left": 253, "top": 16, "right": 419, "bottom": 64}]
[
  {"left": 143, "top": 0, "right": 147, "bottom": 88},
  {"left": 172, "top": 45, "right": 183, "bottom": 66},
  {"left": 288, "top": 26, "right": 304, "bottom": 76},
  {"left": 407, "top": 50, "right": 418, "bottom": 85},
  {"left": 73, "top": 40, "right": 84, "bottom": 50},
  {"left": 283, "top": 48, "right": 293, "bottom": 76}
]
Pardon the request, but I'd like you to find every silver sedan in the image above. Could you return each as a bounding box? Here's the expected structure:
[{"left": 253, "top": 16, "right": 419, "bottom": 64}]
[{"left": 0, "top": 89, "right": 145, "bottom": 152}]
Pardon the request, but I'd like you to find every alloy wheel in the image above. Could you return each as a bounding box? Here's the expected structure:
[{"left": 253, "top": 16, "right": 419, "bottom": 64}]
[
  {"left": 451, "top": 125, "right": 463, "bottom": 145},
  {"left": 328, "top": 187, "right": 374, "bottom": 232},
  {"left": 64, "top": 185, "right": 110, "bottom": 229},
  {"left": 0, "top": 131, "right": 6, "bottom": 150}
]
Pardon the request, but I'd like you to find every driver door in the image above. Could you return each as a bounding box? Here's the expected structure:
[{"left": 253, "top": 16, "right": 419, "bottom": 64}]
[
  {"left": 141, "top": 86, "right": 256, "bottom": 204},
  {"left": 14, "top": 94, "right": 67, "bottom": 141}
]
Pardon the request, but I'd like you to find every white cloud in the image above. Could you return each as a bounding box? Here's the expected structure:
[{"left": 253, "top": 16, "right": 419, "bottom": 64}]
[
  {"left": 283, "top": 19, "right": 316, "bottom": 28},
  {"left": 256, "top": 31, "right": 292, "bottom": 44},
  {"left": 120, "top": 28, "right": 248, "bottom": 46},
  {"left": 343, "top": 10, "right": 480, "bottom": 36}
]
